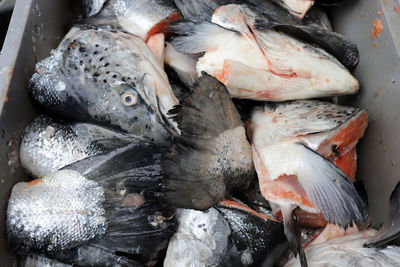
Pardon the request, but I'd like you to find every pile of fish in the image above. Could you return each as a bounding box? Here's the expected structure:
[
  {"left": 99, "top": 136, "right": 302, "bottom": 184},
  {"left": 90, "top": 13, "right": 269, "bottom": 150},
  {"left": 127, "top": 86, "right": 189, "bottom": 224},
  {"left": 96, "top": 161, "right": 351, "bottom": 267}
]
[{"left": 6, "top": 0, "right": 400, "bottom": 266}]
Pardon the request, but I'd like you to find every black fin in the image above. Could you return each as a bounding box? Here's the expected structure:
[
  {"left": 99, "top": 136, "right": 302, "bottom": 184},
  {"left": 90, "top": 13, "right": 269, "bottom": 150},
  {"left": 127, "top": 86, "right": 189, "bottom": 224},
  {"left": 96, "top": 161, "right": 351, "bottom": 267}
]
[
  {"left": 64, "top": 142, "right": 176, "bottom": 262},
  {"left": 162, "top": 73, "right": 254, "bottom": 210},
  {"left": 302, "top": 6, "right": 332, "bottom": 31},
  {"left": 366, "top": 181, "right": 400, "bottom": 247},
  {"left": 75, "top": 244, "right": 143, "bottom": 267},
  {"left": 294, "top": 143, "right": 368, "bottom": 228},
  {"left": 253, "top": 17, "right": 359, "bottom": 69},
  {"left": 314, "top": 0, "right": 347, "bottom": 6},
  {"left": 216, "top": 201, "right": 286, "bottom": 266},
  {"left": 281, "top": 205, "right": 308, "bottom": 267}
]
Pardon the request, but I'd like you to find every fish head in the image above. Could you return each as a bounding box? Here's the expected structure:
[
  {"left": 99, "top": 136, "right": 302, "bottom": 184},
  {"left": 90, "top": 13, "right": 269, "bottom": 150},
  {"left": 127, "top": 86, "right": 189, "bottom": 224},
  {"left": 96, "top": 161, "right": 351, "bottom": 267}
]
[
  {"left": 6, "top": 170, "right": 107, "bottom": 255},
  {"left": 30, "top": 27, "right": 176, "bottom": 144}
]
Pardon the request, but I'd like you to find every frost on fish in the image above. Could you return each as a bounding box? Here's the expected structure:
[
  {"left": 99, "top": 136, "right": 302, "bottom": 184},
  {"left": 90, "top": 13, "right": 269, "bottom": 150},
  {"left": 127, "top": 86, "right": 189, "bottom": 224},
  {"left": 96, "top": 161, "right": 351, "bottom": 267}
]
[
  {"left": 248, "top": 100, "right": 368, "bottom": 266},
  {"left": 20, "top": 116, "right": 138, "bottom": 178},
  {"left": 162, "top": 74, "right": 255, "bottom": 210},
  {"left": 171, "top": 5, "right": 358, "bottom": 101},
  {"left": 7, "top": 143, "right": 175, "bottom": 266},
  {"left": 164, "top": 208, "right": 232, "bottom": 267},
  {"left": 29, "top": 26, "right": 179, "bottom": 145},
  {"left": 85, "top": 0, "right": 181, "bottom": 40}
]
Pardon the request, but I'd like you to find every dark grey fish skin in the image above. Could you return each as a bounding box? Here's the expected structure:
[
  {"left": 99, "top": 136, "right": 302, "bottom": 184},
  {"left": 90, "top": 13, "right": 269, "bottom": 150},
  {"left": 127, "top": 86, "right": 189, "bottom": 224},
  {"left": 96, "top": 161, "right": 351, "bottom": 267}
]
[
  {"left": 82, "top": 0, "right": 107, "bottom": 17},
  {"left": 84, "top": 0, "right": 180, "bottom": 40},
  {"left": 7, "top": 142, "right": 175, "bottom": 266},
  {"left": 20, "top": 115, "right": 138, "bottom": 178},
  {"left": 164, "top": 203, "right": 287, "bottom": 267},
  {"left": 216, "top": 201, "right": 287, "bottom": 267},
  {"left": 172, "top": 0, "right": 359, "bottom": 69},
  {"left": 162, "top": 74, "right": 255, "bottom": 211},
  {"left": 314, "top": 0, "right": 347, "bottom": 6},
  {"left": 29, "top": 26, "right": 179, "bottom": 145},
  {"left": 302, "top": 6, "right": 332, "bottom": 31}
]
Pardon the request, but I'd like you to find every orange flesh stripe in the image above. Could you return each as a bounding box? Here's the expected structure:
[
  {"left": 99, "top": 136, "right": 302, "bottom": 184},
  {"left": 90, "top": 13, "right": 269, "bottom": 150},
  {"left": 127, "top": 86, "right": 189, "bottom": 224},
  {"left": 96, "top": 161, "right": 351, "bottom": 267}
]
[
  {"left": 27, "top": 179, "right": 43, "bottom": 186},
  {"left": 254, "top": 147, "right": 315, "bottom": 210},
  {"left": 274, "top": 209, "right": 327, "bottom": 228},
  {"left": 219, "top": 199, "right": 280, "bottom": 223},
  {"left": 333, "top": 148, "right": 357, "bottom": 181},
  {"left": 317, "top": 111, "right": 368, "bottom": 180},
  {"left": 146, "top": 11, "right": 181, "bottom": 41}
]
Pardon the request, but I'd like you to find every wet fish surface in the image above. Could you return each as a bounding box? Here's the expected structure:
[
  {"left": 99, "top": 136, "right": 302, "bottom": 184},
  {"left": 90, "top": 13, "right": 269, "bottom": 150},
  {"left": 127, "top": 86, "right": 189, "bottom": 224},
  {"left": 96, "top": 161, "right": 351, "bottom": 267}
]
[
  {"left": 162, "top": 74, "right": 255, "bottom": 210},
  {"left": 20, "top": 115, "right": 138, "bottom": 178},
  {"left": 171, "top": 4, "right": 358, "bottom": 101},
  {"left": 248, "top": 100, "right": 369, "bottom": 266},
  {"left": 172, "top": 0, "right": 359, "bottom": 69},
  {"left": 8, "top": 142, "right": 175, "bottom": 266},
  {"left": 164, "top": 200, "right": 287, "bottom": 267},
  {"left": 30, "top": 26, "right": 179, "bottom": 145},
  {"left": 85, "top": 0, "right": 181, "bottom": 40}
]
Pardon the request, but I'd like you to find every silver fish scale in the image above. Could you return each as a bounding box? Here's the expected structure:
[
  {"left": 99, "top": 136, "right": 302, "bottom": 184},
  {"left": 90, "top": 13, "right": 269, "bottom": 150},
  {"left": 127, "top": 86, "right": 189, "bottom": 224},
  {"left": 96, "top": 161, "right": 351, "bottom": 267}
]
[
  {"left": 7, "top": 170, "right": 107, "bottom": 252},
  {"left": 20, "top": 116, "right": 103, "bottom": 178}
]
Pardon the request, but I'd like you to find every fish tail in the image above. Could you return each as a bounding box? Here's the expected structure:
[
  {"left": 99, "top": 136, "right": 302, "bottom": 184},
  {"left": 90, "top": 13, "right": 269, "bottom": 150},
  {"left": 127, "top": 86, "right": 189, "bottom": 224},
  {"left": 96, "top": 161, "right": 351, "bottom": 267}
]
[
  {"left": 162, "top": 73, "right": 253, "bottom": 210},
  {"left": 65, "top": 142, "right": 176, "bottom": 261}
]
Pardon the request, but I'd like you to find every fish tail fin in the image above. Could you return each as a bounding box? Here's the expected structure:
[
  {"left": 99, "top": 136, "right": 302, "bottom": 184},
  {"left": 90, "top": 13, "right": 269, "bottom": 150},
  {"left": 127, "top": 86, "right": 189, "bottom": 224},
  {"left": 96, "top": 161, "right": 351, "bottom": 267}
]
[
  {"left": 170, "top": 19, "right": 232, "bottom": 54},
  {"left": 295, "top": 143, "right": 368, "bottom": 228},
  {"left": 281, "top": 205, "right": 308, "bottom": 267},
  {"left": 65, "top": 142, "right": 176, "bottom": 261},
  {"left": 366, "top": 181, "right": 400, "bottom": 247},
  {"left": 162, "top": 73, "right": 254, "bottom": 210}
]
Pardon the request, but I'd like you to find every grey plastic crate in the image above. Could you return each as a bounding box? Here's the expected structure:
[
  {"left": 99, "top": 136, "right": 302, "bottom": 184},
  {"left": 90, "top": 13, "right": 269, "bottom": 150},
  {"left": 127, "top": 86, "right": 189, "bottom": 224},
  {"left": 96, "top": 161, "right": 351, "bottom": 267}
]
[
  {"left": 0, "top": 0, "right": 76, "bottom": 264},
  {"left": 0, "top": 0, "right": 399, "bottom": 265}
]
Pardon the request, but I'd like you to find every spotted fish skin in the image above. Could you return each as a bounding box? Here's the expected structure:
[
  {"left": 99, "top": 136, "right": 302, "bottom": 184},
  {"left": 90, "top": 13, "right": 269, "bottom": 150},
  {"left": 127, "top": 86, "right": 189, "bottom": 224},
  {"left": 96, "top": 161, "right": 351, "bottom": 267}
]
[
  {"left": 20, "top": 116, "right": 137, "bottom": 178},
  {"left": 29, "top": 26, "right": 179, "bottom": 145}
]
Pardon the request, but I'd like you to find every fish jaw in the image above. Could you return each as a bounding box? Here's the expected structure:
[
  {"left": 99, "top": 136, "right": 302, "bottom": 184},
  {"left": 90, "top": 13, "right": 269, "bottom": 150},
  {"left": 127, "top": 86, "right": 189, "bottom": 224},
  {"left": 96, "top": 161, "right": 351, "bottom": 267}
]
[
  {"left": 7, "top": 170, "right": 106, "bottom": 254},
  {"left": 280, "top": 0, "right": 314, "bottom": 19},
  {"left": 108, "top": 0, "right": 181, "bottom": 41}
]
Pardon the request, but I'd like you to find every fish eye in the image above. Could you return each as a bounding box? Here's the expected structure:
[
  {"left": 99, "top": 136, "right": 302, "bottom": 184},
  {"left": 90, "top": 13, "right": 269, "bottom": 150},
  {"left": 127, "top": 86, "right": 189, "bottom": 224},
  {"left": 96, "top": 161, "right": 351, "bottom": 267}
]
[{"left": 121, "top": 90, "right": 138, "bottom": 106}]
